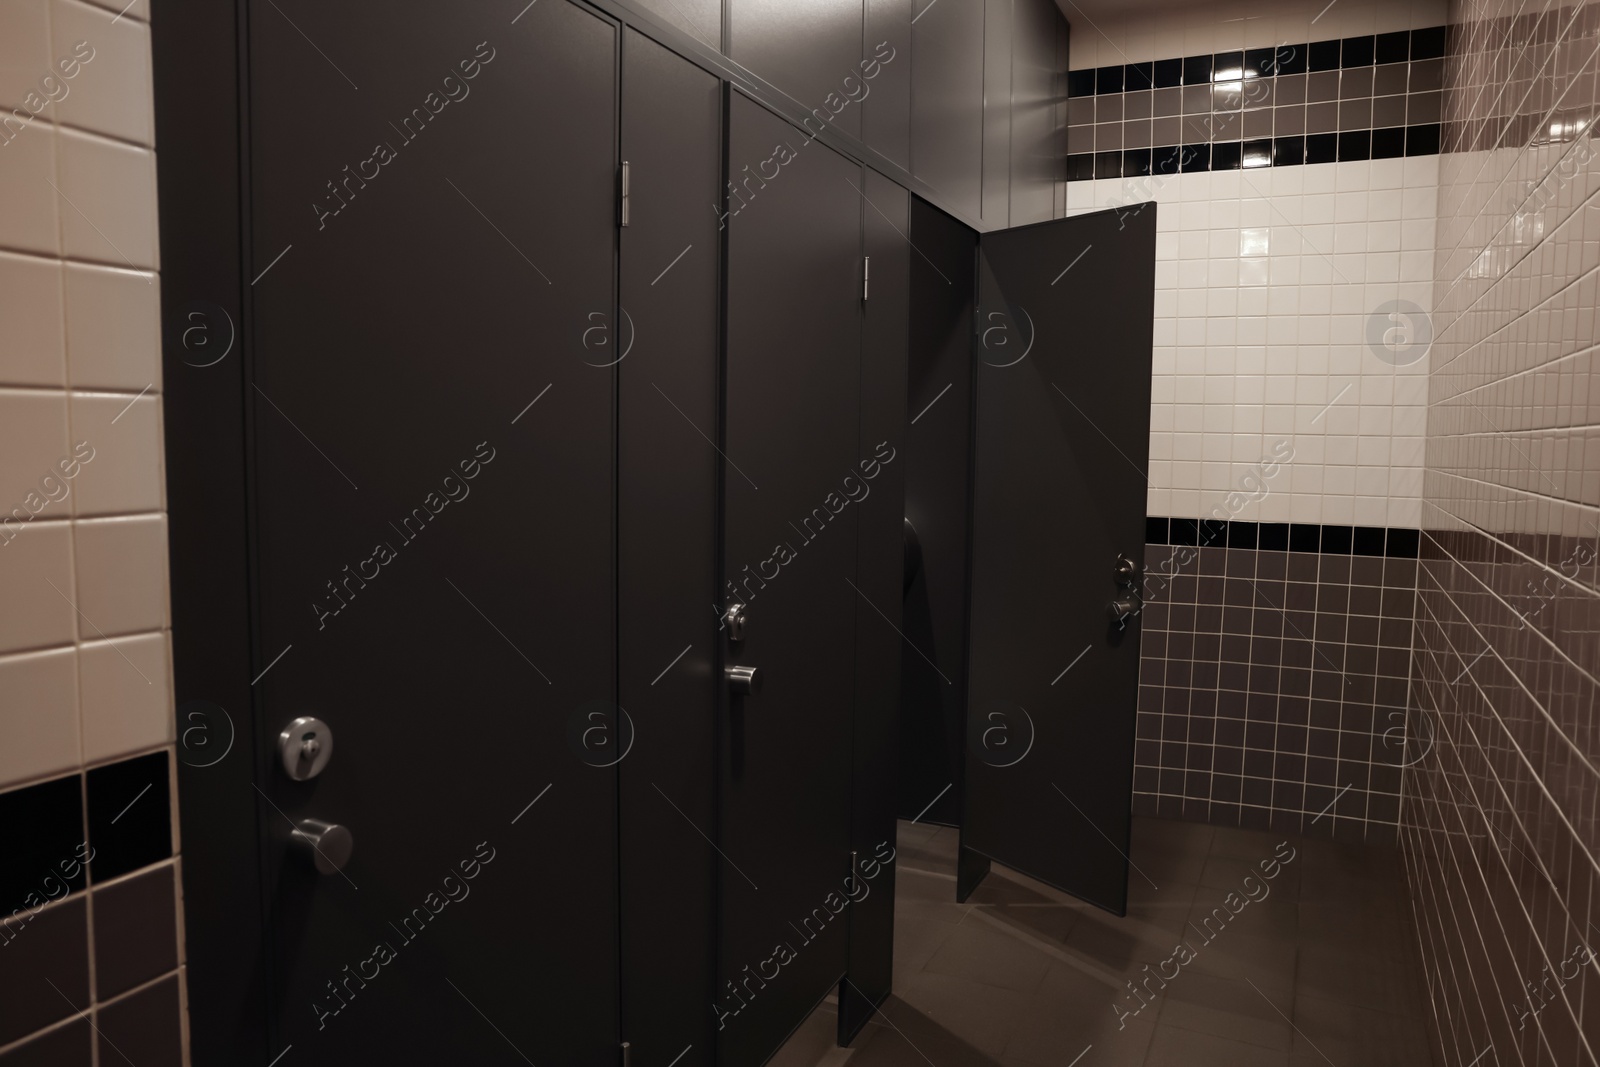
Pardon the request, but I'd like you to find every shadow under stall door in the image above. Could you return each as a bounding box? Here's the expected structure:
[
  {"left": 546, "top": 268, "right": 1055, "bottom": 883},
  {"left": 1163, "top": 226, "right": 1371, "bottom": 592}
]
[
  {"left": 247, "top": 1, "right": 620, "bottom": 1062},
  {"left": 718, "top": 91, "right": 862, "bottom": 1067},
  {"left": 960, "top": 205, "right": 1157, "bottom": 914}
]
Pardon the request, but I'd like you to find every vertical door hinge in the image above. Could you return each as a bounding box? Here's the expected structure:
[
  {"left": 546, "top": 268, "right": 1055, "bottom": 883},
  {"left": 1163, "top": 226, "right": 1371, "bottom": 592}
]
[
  {"left": 850, "top": 849, "right": 859, "bottom": 884},
  {"left": 620, "top": 1040, "right": 631, "bottom": 1067},
  {"left": 862, "top": 256, "right": 870, "bottom": 301},
  {"left": 620, "top": 161, "right": 630, "bottom": 227}
]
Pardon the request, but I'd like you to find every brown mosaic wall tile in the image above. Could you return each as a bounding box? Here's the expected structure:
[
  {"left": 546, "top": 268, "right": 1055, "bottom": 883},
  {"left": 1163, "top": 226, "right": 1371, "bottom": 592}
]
[
  {"left": 1409, "top": 2, "right": 1600, "bottom": 1065},
  {"left": 1131, "top": 519, "right": 1419, "bottom": 847}
]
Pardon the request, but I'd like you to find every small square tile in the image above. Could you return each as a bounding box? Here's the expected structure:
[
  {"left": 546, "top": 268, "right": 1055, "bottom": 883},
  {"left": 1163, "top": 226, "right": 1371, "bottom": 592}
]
[
  {"left": 86, "top": 750, "right": 172, "bottom": 882},
  {"left": 0, "top": 1018, "right": 92, "bottom": 1066},
  {"left": 92, "top": 862, "right": 177, "bottom": 998},
  {"left": 0, "top": 388, "right": 71, "bottom": 521},
  {"left": 0, "top": 895, "right": 89, "bottom": 1047},
  {"left": 63, "top": 264, "right": 160, "bottom": 391},
  {"left": 67, "top": 393, "right": 163, "bottom": 516},
  {"left": 71, "top": 515, "right": 167, "bottom": 637},
  {"left": 0, "top": 252, "right": 65, "bottom": 387},
  {"left": 0, "top": 520, "right": 75, "bottom": 654},
  {"left": 95, "top": 974, "right": 182, "bottom": 1066},
  {"left": 55, "top": 128, "right": 158, "bottom": 270},
  {"left": 0, "top": 773, "right": 85, "bottom": 914},
  {"left": 78, "top": 633, "right": 171, "bottom": 764},
  {"left": 0, "top": 119, "right": 59, "bottom": 255},
  {"left": 0, "top": 648, "right": 79, "bottom": 789},
  {"left": 49, "top": 0, "right": 153, "bottom": 145}
]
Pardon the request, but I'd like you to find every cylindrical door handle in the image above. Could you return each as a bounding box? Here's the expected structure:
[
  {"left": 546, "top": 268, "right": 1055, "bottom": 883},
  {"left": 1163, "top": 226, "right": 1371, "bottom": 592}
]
[
  {"left": 726, "top": 665, "right": 762, "bottom": 696},
  {"left": 1108, "top": 595, "right": 1140, "bottom": 626},
  {"left": 291, "top": 818, "right": 353, "bottom": 875}
]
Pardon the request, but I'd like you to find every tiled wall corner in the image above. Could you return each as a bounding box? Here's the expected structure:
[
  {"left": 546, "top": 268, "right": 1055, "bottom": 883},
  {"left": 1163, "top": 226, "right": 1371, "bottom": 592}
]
[
  {"left": 1132, "top": 519, "right": 1419, "bottom": 845},
  {"left": 0, "top": 0, "right": 186, "bottom": 1063},
  {"left": 1406, "top": 2, "right": 1600, "bottom": 1065}
]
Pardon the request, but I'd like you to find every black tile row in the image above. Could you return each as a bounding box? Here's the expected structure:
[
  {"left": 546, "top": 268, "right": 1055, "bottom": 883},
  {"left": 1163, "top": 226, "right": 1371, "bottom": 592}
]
[
  {"left": 1068, "top": 26, "right": 1448, "bottom": 97},
  {"left": 1146, "top": 517, "right": 1421, "bottom": 558},
  {"left": 0, "top": 751, "right": 173, "bottom": 916},
  {"left": 0, "top": 976, "right": 184, "bottom": 1067},
  {"left": 1067, "top": 124, "right": 1441, "bottom": 181}
]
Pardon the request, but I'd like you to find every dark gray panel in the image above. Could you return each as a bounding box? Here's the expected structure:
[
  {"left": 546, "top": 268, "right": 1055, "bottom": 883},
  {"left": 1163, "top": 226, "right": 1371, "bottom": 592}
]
[
  {"left": 981, "top": 0, "right": 1013, "bottom": 227},
  {"left": 838, "top": 168, "right": 909, "bottom": 1042},
  {"left": 628, "top": 0, "right": 722, "bottom": 51},
  {"left": 910, "top": 0, "right": 984, "bottom": 220},
  {"left": 862, "top": 0, "right": 912, "bottom": 169},
  {"left": 150, "top": 0, "right": 268, "bottom": 1057},
  {"left": 720, "top": 91, "right": 861, "bottom": 1067},
  {"left": 899, "top": 198, "right": 977, "bottom": 828},
  {"left": 619, "top": 29, "right": 721, "bottom": 1067},
  {"left": 727, "top": 0, "right": 865, "bottom": 140},
  {"left": 247, "top": 2, "right": 620, "bottom": 1062},
  {"left": 1009, "top": 0, "right": 1063, "bottom": 225},
  {"left": 963, "top": 206, "right": 1156, "bottom": 914}
]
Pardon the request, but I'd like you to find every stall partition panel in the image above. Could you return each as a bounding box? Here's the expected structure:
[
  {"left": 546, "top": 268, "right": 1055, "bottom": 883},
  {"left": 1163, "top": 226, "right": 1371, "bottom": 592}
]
[
  {"left": 837, "top": 168, "right": 910, "bottom": 1042},
  {"left": 961, "top": 205, "right": 1157, "bottom": 913},
  {"left": 247, "top": 1, "right": 621, "bottom": 1061},
  {"left": 718, "top": 90, "right": 864, "bottom": 1066},
  {"left": 899, "top": 198, "right": 978, "bottom": 828},
  {"left": 618, "top": 27, "right": 723, "bottom": 1067}
]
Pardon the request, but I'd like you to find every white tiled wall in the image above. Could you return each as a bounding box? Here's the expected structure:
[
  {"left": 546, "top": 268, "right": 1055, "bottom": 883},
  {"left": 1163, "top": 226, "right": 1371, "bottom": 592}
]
[
  {"left": 1065, "top": 159, "right": 1435, "bottom": 527},
  {"left": 0, "top": 0, "right": 170, "bottom": 787},
  {"left": 1063, "top": 0, "right": 1445, "bottom": 528}
]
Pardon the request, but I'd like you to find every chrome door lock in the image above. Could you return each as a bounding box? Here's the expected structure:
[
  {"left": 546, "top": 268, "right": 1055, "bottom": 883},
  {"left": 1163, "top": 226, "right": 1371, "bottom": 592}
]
[
  {"left": 726, "top": 665, "right": 762, "bottom": 696},
  {"left": 1113, "top": 554, "right": 1139, "bottom": 587},
  {"left": 279, "top": 716, "right": 333, "bottom": 781},
  {"left": 724, "top": 601, "right": 748, "bottom": 643}
]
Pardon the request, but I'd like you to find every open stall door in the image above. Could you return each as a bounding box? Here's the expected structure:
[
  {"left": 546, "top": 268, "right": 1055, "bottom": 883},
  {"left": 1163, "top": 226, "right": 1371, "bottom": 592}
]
[{"left": 959, "top": 205, "right": 1157, "bottom": 914}]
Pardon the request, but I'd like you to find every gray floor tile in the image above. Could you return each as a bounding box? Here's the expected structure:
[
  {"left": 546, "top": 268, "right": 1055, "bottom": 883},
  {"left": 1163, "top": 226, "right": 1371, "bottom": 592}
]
[
  {"left": 1154, "top": 972, "right": 1294, "bottom": 1052},
  {"left": 1145, "top": 1023, "right": 1291, "bottom": 1066},
  {"left": 923, "top": 920, "right": 1053, "bottom": 995}
]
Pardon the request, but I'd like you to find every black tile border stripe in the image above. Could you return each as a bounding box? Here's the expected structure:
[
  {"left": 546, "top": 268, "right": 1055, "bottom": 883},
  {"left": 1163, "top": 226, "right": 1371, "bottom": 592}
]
[
  {"left": 1145, "top": 517, "right": 1421, "bottom": 558},
  {"left": 1068, "top": 125, "right": 1440, "bottom": 181},
  {"left": 1068, "top": 27, "right": 1447, "bottom": 97}
]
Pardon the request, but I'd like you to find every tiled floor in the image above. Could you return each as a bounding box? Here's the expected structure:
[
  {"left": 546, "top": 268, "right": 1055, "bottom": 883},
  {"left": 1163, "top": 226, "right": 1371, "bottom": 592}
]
[{"left": 774, "top": 816, "right": 1434, "bottom": 1067}]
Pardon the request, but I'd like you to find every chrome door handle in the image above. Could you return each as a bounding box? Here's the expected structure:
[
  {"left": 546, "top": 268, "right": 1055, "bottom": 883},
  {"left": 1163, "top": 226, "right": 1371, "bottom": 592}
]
[
  {"left": 1108, "top": 595, "right": 1139, "bottom": 628},
  {"left": 291, "top": 818, "right": 353, "bottom": 875},
  {"left": 726, "top": 665, "right": 762, "bottom": 696}
]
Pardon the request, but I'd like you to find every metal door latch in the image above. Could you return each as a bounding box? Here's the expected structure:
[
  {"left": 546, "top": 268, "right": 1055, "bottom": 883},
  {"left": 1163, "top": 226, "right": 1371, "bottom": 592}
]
[
  {"left": 279, "top": 716, "right": 333, "bottom": 781},
  {"left": 724, "top": 601, "right": 747, "bottom": 642}
]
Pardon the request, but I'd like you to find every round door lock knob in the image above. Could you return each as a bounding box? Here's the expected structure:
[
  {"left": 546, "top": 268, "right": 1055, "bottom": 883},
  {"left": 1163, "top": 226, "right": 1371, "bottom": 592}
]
[
  {"left": 1108, "top": 596, "right": 1140, "bottom": 624},
  {"left": 726, "top": 665, "right": 762, "bottom": 696},
  {"left": 279, "top": 716, "right": 333, "bottom": 781},
  {"left": 291, "top": 818, "right": 353, "bottom": 875}
]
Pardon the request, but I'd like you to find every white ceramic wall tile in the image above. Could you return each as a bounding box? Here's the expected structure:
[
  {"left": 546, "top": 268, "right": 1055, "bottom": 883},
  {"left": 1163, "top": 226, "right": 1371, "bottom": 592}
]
[
  {"left": 74, "top": 0, "right": 145, "bottom": 21},
  {"left": 55, "top": 126, "right": 157, "bottom": 269},
  {"left": 0, "top": 388, "right": 72, "bottom": 519},
  {"left": 50, "top": 0, "right": 153, "bottom": 146},
  {"left": 0, "top": 251, "right": 66, "bottom": 386},
  {"left": 78, "top": 630, "right": 171, "bottom": 764},
  {"left": 0, "top": 519, "right": 75, "bottom": 652},
  {"left": 0, "top": 0, "right": 54, "bottom": 115},
  {"left": 0, "top": 119, "right": 60, "bottom": 255},
  {"left": 1070, "top": 152, "right": 1433, "bottom": 527},
  {"left": 68, "top": 391, "right": 163, "bottom": 516},
  {"left": 64, "top": 263, "right": 160, "bottom": 390},
  {"left": 0, "top": 646, "right": 79, "bottom": 787},
  {"left": 72, "top": 514, "right": 166, "bottom": 637}
]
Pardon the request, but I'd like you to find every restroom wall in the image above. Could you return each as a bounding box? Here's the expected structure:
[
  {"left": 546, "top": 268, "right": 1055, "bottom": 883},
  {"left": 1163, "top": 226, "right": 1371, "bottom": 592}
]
[
  {"left": 626, "top": 0, "right": 1068, "bottom": 228},
  {"left": 1064, "top": 0, "right": 1447, "bottom": 842},
  {"left": 1405, "top": 2, "right": 1600, "bottom": 1063},
  {"left": 0, "top": 0, "right": 188, "bottom": 1063}
]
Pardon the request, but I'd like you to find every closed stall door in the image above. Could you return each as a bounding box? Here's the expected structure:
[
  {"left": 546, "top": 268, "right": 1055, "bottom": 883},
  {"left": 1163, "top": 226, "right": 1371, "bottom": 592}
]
[
  {"left": 246, "top": 1, "right": 621, "bottom": 1062},
  {"left": 718, "top": 90, "right": 863, "bottom": 1067}
]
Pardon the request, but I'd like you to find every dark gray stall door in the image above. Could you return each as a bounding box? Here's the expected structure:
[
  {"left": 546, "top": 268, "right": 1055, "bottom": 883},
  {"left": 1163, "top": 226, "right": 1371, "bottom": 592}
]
[
  {"left": 247, "top": 1, "right": 620, "bottom": 1062},
  {"left": 618, "top": 27, "right": 721, "bottom": 1067},
  {"left": 719, "top": 91, "right": 863, "bottom": 1066},
  {"left": 961, "top": 205, "right": 1157, "bottom": 914}
]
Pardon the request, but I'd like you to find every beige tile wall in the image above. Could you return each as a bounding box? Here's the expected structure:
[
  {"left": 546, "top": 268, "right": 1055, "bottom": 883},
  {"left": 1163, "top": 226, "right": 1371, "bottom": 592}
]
[
  {"left": 0, "top": 0, "right": 185, "bottom": 1061},
  {"left": 0, "top": 0, "right": 169, "bottom": 790}
]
